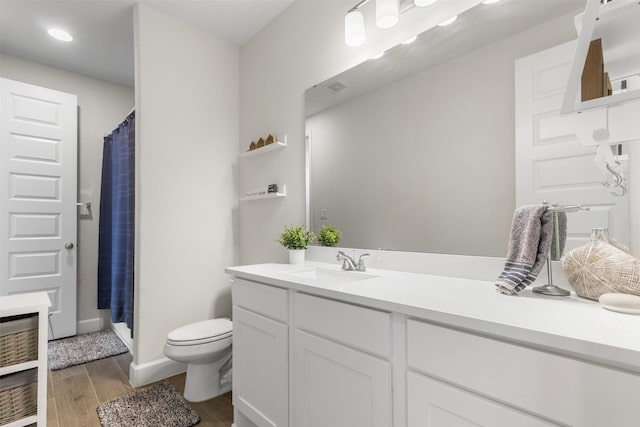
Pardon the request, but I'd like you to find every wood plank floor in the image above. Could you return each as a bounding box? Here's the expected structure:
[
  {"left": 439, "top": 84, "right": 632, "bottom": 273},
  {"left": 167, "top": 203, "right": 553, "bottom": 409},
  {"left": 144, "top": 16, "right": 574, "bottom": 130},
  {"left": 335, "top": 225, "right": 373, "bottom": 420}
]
[{"left": 47, "top": 352, "right": 233, "bottom": 427}]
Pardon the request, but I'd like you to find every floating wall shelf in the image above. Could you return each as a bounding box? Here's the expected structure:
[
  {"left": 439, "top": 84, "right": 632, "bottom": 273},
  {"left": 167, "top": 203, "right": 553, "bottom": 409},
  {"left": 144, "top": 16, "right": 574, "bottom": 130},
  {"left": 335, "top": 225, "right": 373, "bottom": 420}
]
[
  {"left": 240, "top": 138, "right": 287, "bottom": 159},
  {"left": 240, "top": 185, "right": 287, "bottom": 201}
]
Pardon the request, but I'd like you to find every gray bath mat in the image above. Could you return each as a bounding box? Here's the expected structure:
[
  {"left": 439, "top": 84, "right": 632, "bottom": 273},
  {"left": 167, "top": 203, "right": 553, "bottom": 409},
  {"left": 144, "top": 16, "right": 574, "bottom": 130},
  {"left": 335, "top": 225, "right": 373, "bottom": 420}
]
[
  {"left": 48, "top": 329, "right": 128, "bottom": 370},
  {"left": 96, "top": 383, "right": 200, "bottom": 427}
]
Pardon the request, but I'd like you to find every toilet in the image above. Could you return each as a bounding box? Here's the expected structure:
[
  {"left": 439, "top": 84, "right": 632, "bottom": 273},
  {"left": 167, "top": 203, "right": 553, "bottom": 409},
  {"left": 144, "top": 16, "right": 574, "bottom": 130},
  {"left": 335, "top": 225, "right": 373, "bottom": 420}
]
[{"left": 163, "top": 318, "right": 233, "bottom": 402}]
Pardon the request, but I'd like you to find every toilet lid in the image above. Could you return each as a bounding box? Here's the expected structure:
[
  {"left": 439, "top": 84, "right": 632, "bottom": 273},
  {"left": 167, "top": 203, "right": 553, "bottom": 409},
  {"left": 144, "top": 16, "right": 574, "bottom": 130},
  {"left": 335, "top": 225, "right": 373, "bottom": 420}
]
[{"left": 167, "top": 318, "right": 232, "bottom": 346}]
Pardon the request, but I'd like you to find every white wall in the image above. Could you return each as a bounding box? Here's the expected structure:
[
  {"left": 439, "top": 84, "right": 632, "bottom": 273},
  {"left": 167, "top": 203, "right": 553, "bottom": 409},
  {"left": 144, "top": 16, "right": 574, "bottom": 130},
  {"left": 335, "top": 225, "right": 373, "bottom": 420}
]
[
  {"left": 239, "top": 2, "right": 591, "bottom": 264},
  {"left": 0, "top": 52, "right": 134, "bottom": 333},
  {"left": 133, "top": 4, "right": 239, "bottom": 369}
]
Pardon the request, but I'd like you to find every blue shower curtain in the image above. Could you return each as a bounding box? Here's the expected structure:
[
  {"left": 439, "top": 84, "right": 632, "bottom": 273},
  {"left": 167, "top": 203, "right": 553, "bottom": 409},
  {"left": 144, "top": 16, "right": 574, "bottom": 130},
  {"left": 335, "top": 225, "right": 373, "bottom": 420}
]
[{"left": 98, "top": 111, "right": 135, "bottom": 333}]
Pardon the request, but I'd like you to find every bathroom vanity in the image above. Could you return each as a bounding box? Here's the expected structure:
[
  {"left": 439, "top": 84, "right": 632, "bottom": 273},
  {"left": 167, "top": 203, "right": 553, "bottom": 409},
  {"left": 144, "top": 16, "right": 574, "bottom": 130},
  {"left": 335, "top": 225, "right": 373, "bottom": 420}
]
[{"left": 226, "top": 262, "right": 640, "bottom": 427}]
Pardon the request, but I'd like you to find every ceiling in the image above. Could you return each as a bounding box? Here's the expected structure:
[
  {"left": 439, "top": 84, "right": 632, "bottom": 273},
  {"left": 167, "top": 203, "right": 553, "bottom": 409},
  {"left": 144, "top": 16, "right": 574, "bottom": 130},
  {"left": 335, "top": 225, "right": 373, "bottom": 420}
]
[
  {"left": 307, "top": 0, "right": 585, "bottom": 116},
  {"left": 0, "top": 0, "right": 295, "bottom": 88}
]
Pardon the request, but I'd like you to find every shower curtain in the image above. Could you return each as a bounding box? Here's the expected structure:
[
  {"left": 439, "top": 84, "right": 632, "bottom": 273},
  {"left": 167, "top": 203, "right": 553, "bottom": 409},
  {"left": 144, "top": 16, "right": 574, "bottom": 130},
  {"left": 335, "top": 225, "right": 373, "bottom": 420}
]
[{"left": 98, "top": 111, "right": 135, "bottom": 333}]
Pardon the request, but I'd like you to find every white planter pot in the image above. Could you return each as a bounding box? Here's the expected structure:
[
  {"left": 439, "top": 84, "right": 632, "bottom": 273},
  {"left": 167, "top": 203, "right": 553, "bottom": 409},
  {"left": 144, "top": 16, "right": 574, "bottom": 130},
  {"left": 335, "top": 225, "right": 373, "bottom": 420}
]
[{"left": 288, "top": 249, "right": 306, "bottom": 264}]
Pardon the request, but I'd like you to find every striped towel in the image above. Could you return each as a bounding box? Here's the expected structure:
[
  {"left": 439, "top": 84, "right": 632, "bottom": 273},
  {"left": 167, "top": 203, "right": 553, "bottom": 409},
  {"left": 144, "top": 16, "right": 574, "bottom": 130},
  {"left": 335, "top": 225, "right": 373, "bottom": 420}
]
[{"left": 495, "top": 205, "right": 554, "bottom": 295}]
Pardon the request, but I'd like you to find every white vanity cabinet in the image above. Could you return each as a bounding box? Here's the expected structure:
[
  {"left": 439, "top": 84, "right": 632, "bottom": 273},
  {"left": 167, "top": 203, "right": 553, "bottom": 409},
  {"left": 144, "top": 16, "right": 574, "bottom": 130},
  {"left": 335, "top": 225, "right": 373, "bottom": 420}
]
[
  {"left": 232, "top": 278, "right": 289, "bottom": 427},
  {"left": 292, "top": 293, "right": 392, "bottom": 427},
  {"left": 407, "top": 319, "right": 640, "bottom": 427},
  {"left": 227, "top": 263, "right": 640, "bottom": 427}
]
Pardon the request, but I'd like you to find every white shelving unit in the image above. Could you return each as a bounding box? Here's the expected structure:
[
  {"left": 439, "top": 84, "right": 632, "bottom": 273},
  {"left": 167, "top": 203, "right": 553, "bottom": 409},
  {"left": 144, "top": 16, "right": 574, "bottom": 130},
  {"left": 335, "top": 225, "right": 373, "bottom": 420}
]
[
  {"left": 240, "top": 134, "right": 288, "bottom": 201},
  {"left": 0, "top": 293, "right": 51, "bottom": 427},
  {"left": 562, "top": 0, "right": 640, "bottom": 114},
  {"left": 240, "top": 185, "right": 287, "bottom": 201},
  {"left": 240, "top": 138, "right": 287, "bottom": 159}
]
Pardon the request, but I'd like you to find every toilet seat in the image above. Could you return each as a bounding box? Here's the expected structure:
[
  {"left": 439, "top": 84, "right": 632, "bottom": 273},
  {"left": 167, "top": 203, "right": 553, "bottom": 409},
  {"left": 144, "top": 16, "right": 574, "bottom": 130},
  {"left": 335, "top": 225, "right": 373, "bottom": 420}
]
[{"left": 167, "top": 318, "right": 232, "bottom": 346}]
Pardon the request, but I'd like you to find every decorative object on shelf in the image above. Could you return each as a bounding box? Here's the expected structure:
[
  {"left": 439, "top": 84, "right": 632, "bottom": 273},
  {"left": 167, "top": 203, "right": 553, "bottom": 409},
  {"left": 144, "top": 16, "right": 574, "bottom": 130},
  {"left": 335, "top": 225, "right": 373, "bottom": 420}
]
[
  {"left": 318, "top": 225, "right": 342, "bottom": 247},
  {"left": 277, "top": 224, "right": 316, "bottom": 264},
  {"left": 241, "top": 135, "right": 287, "bottom": 158},
  {"left": 241, "top": 184, "right": 286, "bottom": 201},
  {"left": 562, "top": 227, "right": 640, "bottom": 300}
]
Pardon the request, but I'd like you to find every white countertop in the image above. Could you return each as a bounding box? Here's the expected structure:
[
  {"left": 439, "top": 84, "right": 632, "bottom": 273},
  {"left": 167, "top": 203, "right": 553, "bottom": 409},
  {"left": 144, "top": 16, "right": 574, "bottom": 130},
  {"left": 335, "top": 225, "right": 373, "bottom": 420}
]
[{"left": 226, "top": 261, "right": 640, "bottom": 373}]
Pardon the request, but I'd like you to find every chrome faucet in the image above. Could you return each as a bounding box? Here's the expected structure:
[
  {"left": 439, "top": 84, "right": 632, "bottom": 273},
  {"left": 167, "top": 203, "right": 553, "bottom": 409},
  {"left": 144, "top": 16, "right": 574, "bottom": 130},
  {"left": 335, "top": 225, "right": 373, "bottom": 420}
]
[{"left": 336, "top": 251, "right": 370, "bottom": 272}]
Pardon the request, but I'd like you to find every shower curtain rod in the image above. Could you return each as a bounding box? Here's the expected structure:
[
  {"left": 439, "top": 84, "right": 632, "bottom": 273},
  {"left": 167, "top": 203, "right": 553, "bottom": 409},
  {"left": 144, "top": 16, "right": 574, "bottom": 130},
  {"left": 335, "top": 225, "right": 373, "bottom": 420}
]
[{"left": 104, "top": 106, "right": 136, "bottom": 138}]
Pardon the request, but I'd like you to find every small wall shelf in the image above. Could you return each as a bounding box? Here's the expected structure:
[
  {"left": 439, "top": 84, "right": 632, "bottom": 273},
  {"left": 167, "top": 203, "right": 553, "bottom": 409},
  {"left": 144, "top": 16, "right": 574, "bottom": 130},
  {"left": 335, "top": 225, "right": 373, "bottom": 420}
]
[
  {"left": 240, "top": 185, "right": 287, "bottom": 201},
  {"left": 240, "top": 138, "right": 287, "bottom": 159}
]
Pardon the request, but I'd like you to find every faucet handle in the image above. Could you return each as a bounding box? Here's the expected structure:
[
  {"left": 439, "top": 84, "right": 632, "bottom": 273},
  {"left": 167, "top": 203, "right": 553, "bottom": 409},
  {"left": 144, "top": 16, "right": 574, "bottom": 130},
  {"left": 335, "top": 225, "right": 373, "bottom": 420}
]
[{"left": 357, "top": 253, "right": 370, "bottom": 272}]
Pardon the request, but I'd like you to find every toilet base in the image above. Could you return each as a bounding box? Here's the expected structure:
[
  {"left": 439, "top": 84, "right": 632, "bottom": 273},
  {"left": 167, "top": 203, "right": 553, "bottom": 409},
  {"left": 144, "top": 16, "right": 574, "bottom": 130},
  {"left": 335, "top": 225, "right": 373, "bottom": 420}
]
[{"left": 183, "top": 351, "right": 232, "bottom": 402}]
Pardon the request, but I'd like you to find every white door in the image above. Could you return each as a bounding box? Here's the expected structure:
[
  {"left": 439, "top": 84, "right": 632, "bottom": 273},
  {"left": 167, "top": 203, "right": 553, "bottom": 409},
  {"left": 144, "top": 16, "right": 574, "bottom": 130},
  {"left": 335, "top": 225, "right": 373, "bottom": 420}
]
[
  {"left": 293, "top": 329, "right": 392, "bottom": 427},
  {"left": 0, "top": 78, "right": 77, "bottom": 339},
  {"left": 407, "top": 372, "right": 557, "bottom": 427},
  {"left": 515, "top": 41, "right": 630, "bottom": 251}
]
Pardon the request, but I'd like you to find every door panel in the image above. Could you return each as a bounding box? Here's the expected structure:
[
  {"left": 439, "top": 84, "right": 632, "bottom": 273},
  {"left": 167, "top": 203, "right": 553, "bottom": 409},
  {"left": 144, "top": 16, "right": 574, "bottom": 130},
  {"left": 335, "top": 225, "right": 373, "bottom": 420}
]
[
  {"left": 408, "top": 372, "right": 557, "bottom": 427},
  {"left": 1, "top": 78, "right": 77, "bottom": 339},
  {"left": 233, "top": 306, "right": 288, "bottom": 427},
  {"left": 293, "top": 330, "right": 391, "bottom": 427},
  {"left": 515, "top": 41, "right": 630, "bottom": 251}
]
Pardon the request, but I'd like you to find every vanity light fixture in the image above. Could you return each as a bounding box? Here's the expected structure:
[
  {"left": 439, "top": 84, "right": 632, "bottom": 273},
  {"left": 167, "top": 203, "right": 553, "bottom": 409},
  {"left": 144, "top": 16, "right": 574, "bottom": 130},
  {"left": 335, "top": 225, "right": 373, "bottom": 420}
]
[
  {"left": 376, "top": 0, "right": 400, "bottom": 28},
  {"left": 437, "top": 15, "right": 458, "bottom": 26},
  {"left": 345, "top": 9, "right": 366, "bottom": 46},
  {"left": 414, "top": 0, "right": 437, "bottom": 6},
  {"left": 47, "top": 28, "right": 73, "bottom": 42}
]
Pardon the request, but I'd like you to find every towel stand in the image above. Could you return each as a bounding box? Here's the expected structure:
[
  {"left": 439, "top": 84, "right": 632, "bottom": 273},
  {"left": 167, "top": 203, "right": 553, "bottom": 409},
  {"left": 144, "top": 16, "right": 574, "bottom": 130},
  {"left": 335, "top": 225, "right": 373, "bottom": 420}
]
[{"left": 532, "top": 202, "right": 590, "bottom": 297}]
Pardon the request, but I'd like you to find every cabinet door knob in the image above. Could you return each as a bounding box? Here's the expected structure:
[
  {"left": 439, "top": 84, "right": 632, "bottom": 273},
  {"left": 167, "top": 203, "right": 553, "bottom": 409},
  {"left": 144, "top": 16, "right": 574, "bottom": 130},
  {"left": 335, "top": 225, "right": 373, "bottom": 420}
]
[{"left": 64, "top": 242, "right": 74, "bottom": 249}]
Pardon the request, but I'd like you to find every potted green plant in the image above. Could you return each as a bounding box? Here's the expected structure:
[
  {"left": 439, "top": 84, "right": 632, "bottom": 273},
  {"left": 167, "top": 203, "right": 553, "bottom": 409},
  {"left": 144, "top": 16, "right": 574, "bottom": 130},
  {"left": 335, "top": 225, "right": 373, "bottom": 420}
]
[
  {"left": 277, "top": 224, "right": 316, "bottom": 264},
  {"left": 317, "top": 225, "right": 342, "bottom": 247}
]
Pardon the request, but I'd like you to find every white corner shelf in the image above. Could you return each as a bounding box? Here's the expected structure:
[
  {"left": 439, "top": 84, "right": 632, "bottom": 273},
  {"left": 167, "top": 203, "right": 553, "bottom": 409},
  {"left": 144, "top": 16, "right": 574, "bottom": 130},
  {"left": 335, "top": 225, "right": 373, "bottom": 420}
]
[
  {"left": 240, "top": 139, "right": 287, "bottom": 159},
  {"left": 240, "top": 185, "right": 287, "bottom": 201}
]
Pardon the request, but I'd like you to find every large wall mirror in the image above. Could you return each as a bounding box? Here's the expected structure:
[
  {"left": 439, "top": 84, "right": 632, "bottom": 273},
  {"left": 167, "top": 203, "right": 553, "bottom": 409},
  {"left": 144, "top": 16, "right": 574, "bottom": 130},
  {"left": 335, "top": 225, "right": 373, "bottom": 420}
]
[{"left": 305, "top": 0, "right": 589, "bottom": 256}]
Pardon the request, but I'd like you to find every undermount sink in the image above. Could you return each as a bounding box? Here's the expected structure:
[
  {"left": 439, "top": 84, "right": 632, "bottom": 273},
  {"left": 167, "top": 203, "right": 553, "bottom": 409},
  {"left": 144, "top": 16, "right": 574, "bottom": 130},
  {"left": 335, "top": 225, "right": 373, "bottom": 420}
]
[{"left": 283, "top": 267, "right": 378, "bottom": 285}]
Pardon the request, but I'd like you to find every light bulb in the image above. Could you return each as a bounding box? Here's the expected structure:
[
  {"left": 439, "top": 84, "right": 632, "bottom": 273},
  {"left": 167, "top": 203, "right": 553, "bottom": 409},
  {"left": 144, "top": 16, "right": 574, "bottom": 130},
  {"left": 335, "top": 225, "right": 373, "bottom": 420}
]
[
  {"left": 48, "top": 28, "right": 73, "bottom": 42},
  {"left": 438, "top": 15, "right": 458, "bottom": 27},
  {"left": 345, "top": 10, "right": 366, "bottom": 46},
  {"left": 402, "top": 35, "right": 418, "bottom": 45},
  {"left": 376, "top": 0, "right": 399, "bottom": 29},
  {"left": 414, "top": 0, "right": 438, "bottom": 6}
]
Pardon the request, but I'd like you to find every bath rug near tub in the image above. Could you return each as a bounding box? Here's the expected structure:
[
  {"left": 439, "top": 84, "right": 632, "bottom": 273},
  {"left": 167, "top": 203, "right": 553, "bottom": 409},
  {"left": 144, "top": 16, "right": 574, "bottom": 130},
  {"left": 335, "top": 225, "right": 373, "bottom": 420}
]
[
  {"left": 48, "top": 330, "right": 128, "bottom": 370},
  {"left": 96, "top": 383, "right": 200, "bottom": 427}
]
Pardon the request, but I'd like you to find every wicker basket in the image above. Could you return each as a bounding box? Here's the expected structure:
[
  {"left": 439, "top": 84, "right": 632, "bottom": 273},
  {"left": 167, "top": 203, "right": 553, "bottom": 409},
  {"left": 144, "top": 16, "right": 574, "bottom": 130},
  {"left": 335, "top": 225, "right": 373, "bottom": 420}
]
[
  {"left": 0, "top": 315, "right": 38, "bottom": 368},
  {"left": 0, "top": 369, "right": 38, "bottom": 425}
]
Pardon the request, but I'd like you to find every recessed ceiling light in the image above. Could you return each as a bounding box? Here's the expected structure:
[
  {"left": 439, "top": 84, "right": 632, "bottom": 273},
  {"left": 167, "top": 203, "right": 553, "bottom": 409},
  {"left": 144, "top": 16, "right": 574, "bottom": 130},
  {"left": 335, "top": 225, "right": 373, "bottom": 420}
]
[
  {"left": 438, "top": 15, "right": 458, "bottom": 27},
  {"left": 48, "top": 28, "right": 73, "bottom": 42},
  {"left": 482, "top": 0, "right": 501, "bottom": 4},
  {"left": 370, "top": 52, "right": 385, "bottom": 60},
  {"left": 402, "top": 35, "right": 418, "bottom": 45}
]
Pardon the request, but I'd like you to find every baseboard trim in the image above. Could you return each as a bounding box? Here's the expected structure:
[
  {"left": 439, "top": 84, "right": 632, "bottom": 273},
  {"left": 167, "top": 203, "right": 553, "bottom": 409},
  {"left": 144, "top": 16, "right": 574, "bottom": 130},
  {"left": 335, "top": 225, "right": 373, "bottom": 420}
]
[
  {"left": 129, "top": 356, "right": 186, "bottom": 387},
  {"left": 76, "top": 317, "right": 106, "bottom": 334},
  {"left": 110, "top": 322, "right": 134, "bottom": 353}
]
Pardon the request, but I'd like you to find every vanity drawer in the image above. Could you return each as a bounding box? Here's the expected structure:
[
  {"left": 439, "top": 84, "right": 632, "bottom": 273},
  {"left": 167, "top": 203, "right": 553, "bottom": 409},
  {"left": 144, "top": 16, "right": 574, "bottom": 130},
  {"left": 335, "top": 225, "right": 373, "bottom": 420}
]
[
  {"left": 232, "top": 278, "right": 288, "bottom": 322},
  {"left": 294, "top": 293, "right": 391, "bottom": 358},
  {"left": 407, "top": 319, "right": 640, "bottom": 427}
]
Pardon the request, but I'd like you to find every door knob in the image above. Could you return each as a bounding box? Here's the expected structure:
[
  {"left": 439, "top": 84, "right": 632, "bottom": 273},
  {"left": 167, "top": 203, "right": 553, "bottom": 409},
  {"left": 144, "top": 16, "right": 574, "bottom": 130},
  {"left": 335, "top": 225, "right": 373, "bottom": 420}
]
[{"left": 64, "top": 242, "right": 74, "bottom": 249}]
